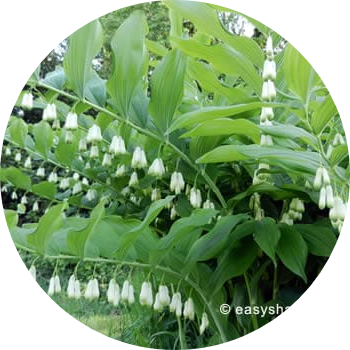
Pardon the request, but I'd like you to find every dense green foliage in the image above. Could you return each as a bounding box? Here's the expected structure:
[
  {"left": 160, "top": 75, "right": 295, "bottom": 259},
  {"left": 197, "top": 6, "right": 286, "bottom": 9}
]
[{"left": 1, "top": 1, "right": 348, "bottom": 348}]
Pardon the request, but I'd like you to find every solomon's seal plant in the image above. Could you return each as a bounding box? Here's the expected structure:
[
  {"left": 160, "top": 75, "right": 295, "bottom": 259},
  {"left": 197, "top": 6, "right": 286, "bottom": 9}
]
[{"left": 0, "top": 0, "right": 348, "bottom": 348}]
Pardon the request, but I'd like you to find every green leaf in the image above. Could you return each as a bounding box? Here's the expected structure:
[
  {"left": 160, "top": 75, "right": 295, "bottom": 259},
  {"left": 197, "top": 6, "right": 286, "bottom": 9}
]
[
  {"left": 32, "top": 182, "right": 57, "bottom": 199},
  {"left": 172, "top": 37, "right": 262, "bottom": 94},
  {"left": 1, "top": 167, "right": 31, "bottom": 190},
  {"left": 118, "top": 196, "right": 174, "bottom": 256},
  {"left": 107, "top": 11, "right": 148, "bottom": 118},
  {"left": 84, "top": 74, "right": 106, "bottom": 107},
  {"left": 55, "top": 140, "right": 77, "bottom": 166},
  {"left": 149, "top": 49, "right": 187, "bottom": 134},
  {"left": 8, "top": 117, "right": 28, "bottom": 148},
  {"left": 295, "top": 224, "right": 337, "bottom": 257},
  {"left": 42, "top": 67, "right": 66, "bottom": 90},
  {"left": 146, "top": 39, "right": 168, "bottom": 56},
  {"left": 311, "top": 95, "right": 338, "bottom": 134},
  {"left": 170, "top": 102, "right": 264, "bottom": 131},
  {"left": 186, "top": 214, "right": 248, "bottom": 263},
  {"left": 5, "top": 210, "right": 18, "bottom": 230},
  {"left": 212, "top": 238, "right": 258, "bottom": 293},
  {"left": 67, "top": 198, "right": 107, "bottom": 257},
  {"left": 276, "top": 224, "right": 308, "bottom": 282},
  {"left": 188, "top": 60, "right": 252, "bottom": 104},
  {"left": 284, "top": 43, "right": 321, "bottom": 103},
  {"left": 33, "top": 121, "right": 53, "bottom": 158},
  {"left": 63, "top": 19, "right": 103, "bottom": 100},
  {"left": 182, "top": 118, "right": 260, "bottom": 143},
  {"left": 27, "top": 203, "right": 67, "bottom": 254},
  {"left": 260, "top": 124, "right": 317, "bottom": 146},
  {"left": 254, "top": 218, "right": 281, "bottom": 266},
  {"left": 198, "top": 144, "right": 323, "bottom": 174},
  {"left": 158, "top": 209, "right": 217, "bottom": 250},
  {"left": 330, "top": 144, "right": 348, "bottom": 165},
  {"left": 166, "top": 0, "right": 264, "bottom": 67}
]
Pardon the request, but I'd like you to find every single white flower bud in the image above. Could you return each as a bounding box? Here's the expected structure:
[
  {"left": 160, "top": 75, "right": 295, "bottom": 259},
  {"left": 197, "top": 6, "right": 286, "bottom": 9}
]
[
  {"left": 153, "top": 292, "right": 162, "bottom": 311},
  {"left": 116, "top": 164, "right": 126, "bottom": 177},
  {"left": 170, "top": 292, "right": 182, "bottom": 317},
  {"left": 15, "top": 152, "right": 21, "bottom": 163},
  {"left": 24, "top": 156, "right": 32, "bottom": 169},
  {"left": 48, "top": 277, "right": 55, "bottom": 296},
  {"left": 131, "top": 147, "right": 147, "bottom": 168},
  {"left": 72, "top": 182, "right": 82, "bottom": 195},
  {"left": 169, "top": 207, "right": 177, "bottom": 220},
  {"left": 140, "top": 281, "right": 153, "bottom": 306},
  {"left": 85, "top": 189, "right": 96, "bottom": 202},
  {"left": 43, "top": 104, "right": 57, "bottom": 121},
  {"left": 109, "top": 136, "right": 127, "bottom": 155},
  {"left": 262, "top": 60, "right": 277, "bottom": 81},
  {"left": 54, "top": 275, "right": 61, "bottom": 293},
  {"left": 79, "top": 138, "right": 87, "bottom": 151},
  {"left": 59, "top": 178, "right": 70, "bottom": 190},
  {"left": 158, "top": 285, "right": 170, "bottom": 307},
  {"left": 319, "top": 186, "right": 326, "bottom": 210},
  {"left": 148, "top": 158, "right": 166, "bottom": 177},
  {"left": 128, "top": 284, "right": 135, "bottom": 304},
  {"left": 90, "top": 145, "right": 99, "bottom": 159},
  {"left": 183, "top": 298, "right": 195, "bottom": 320},
  {"left": 32, "top": 201, "right": 39, "bottom": 212},
  {"left": 262, "top": 80, "right": 277, "bottom": 101},
  {"left": 121, "top": 280, "right": 130, "bottom": 301},
  {"left": 87, "top": 125, "right": 102, "bottom": 143},
  {"left": 48, "top": 171, "right": 58, "bottom": 183},
  {"left": 21, "top": 92, "right": 33, "bottom": 110},
  {"left": 199, "top": 312, "right": 209, "bottom": 335},
  {"left": 129, "top": 171, "right": 139, "bottom": 187},
  {"left": 260, "top": 107, "right": 274, "bottom": 122},
  {"left": 170, "top": 172, "right": 185, "bottom": 194},
  {"left": 313, "top": 167, "right": 323, "bottom": 190},
  {"left": 325, "top": 185, "right": 334, "bottom": 208},
  {"left": 64, "top": 112, "right": 78, "bottom": 130},
  {"left": 322, "top": 168, "right": 331, "bottom": 186},
  {"left": 102, "top": 153, "right": 112, "bottom": 167},
  {"left": 151, "top": 188, "right": 161, "bottom": 201},
  {"left": 36, "top": 167, "right": 45, "bottom": 177},
  {"left": 67, "top": 275, "right": 76, "bottom": 298}
]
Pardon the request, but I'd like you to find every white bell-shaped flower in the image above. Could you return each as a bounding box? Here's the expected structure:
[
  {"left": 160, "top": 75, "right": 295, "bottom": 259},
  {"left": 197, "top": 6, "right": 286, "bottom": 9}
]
[
  {"left": 148, "top": 158, "right": 166, "bottom": 177},
  {"left": 21, "top": 92, "right": 33, "bottom": 110},
  {"left": 313, "top": 167, "right": 324, "bottom": 190},
  {"left": 48, "top": 171, "right": 58, "bottom": 183},
  {"left": 11, "top": 191, "right": 18, "bottom": 200},
  {"left": 72, "top": 182, "right": 82, "bottom": 195},
  {"left": 190, "top": 188, "right": 202, "bottom": 208},
  {"left": 151, "top": 188, "right": 161, "bottom": 202},
  {"left": 90, "top": 145, "right": 99, "bottom": 159},
  {"left": 59, "top": 178, "right": 70, "bottom": 190},
  {"left": 203, "top": 199, "right": 215, "bottom": 209},
  {"left": 319, "top": 186, "right": 327, "bottom": 210},
  {"left": 262, "top": 60, "right": 276, "bottom": 81},
  {"left": 170, "top": 172, "right": 185, "bottom": 194},
  {"left": 131, "top": 147, "right": 148, "bottom": 168},
  {"left": 21, "top": 195, "right": 28, "bottom": 205},
  {"left": 15, "top": 152, "right": 21, "bottom": 163},
  {"left": 153, "top": 292, "right": 162, "bottom": 311},
  {"left": 48, "top": 277, "right": 55, "bottom": 296},
  {"left": 54, "top": 275, "right": 61, "bottom": 293},
  {"left": 129, "top": 171, "right": 139, "bottom": 187},
  {"left": 85, "top": 189, "right": 96, "bottom": 202},
  {"left": 32, "top": 201, "right": 39, "bottom": 212},
  {"left": 325, "top": 185, "right": 334, "bottom": 208},
  {"left": 87, "top": 125, "right": 102, "bottom": 143},
  {"left": 102, "top": 153, "right": 112, "bottom": 167},
  {"left": 5, "top": 147, "right": 11, "bottom": 156},
  {"left": 36, "top": 167, "right": 45, "bottom": 177},
  {"left": 128, "top": 284, "right": 135, "bottom": 304},
  {"left": 43, "top": 103, "right": 57, "bottom": 121},
  {"left": 199, "top": 312, "right": 209, "bottom": 335},
  {"left": 170, "top": 292, "right": 182, "bottom": 317},
  {"left": 67, "top": 275, "right": 76, "bottom": 298},
  {"left": 140, "top": 281, "right": 153, "bottom": 306},
  {"left": 24, "top": 156, "right": 32, "bottom": 169},
  {"left": 64, "top": 112, "right": 78, "bottom": 130},
  {"left": 183, "top": 298, "right": 195, "bottom": 320},
  {"left": 84, "top": 278, "right": 99, "bottom": 300},
  {"left": 79, "top": 138, "right": 87, "bottom": 152},
  {"left": 262, "top": 80, "right": 277, "bottom": 101},
  {"left": 158, "top": 285, "right": 170, "bottom": 307},
  {"left": 260, "top": 107, "right": 274, "bottom": 122},
  {"left": 107, "top": 279, "right": 121, "bottom": 305},
  {"left": 116, "top": 164, "right": 126, "bottom": 177},
  {"left": 109, "top": 136, "right": 127, "bottom": 155},
  {"left": 121, "top": 280, "right": 130, "bottom": 301},
  {"left": 170, "top": 207, "right": 177, "bottom": 220}
]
